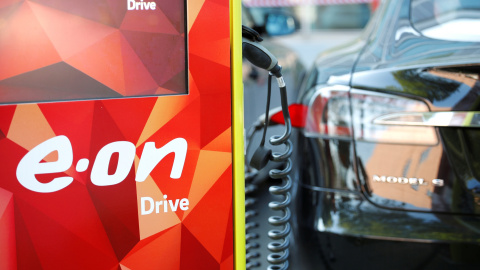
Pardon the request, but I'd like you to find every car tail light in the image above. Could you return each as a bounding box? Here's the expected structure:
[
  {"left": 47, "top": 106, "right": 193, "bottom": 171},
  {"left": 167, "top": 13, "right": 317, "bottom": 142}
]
[{"left": 303, "top": 86, "right": 438, "bottom": 145}]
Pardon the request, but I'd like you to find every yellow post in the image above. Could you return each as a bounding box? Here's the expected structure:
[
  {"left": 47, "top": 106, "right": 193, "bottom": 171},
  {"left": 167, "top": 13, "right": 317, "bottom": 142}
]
[{"left": 231, "top": 0, "right": 246, "bottom": 268}]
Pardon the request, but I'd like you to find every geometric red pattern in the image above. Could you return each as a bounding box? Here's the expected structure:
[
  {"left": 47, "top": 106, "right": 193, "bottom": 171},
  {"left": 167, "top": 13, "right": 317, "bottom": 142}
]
[
  {"left": 0, "top": 0, "right": 186, "bottom": 103},
  {"left": 0, "top": 0, "right": 233, "bottom": 269}
]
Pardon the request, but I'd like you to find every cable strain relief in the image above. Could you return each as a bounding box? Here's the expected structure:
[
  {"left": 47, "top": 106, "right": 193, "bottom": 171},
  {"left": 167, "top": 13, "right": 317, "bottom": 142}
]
[{"left": 269, "top": 64, "right": 282, "bottom": 78}]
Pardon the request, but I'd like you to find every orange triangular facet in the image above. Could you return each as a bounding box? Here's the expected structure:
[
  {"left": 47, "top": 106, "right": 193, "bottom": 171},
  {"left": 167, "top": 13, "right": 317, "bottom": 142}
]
[
  {"left": 7, "top": 104, "right": 56, "bottom": 154},
  {"left": 183, "top": 169, "right": 233, "bottom": 262},
  {"left": 187, "top": 0, "right": 205, "bottom": 31},
  {"left": 135, "top": 155, "right": 181, "bottom": 240},
  {"left": 136, "top": 96, "right": 192, "bottom": 147},
  {"left": 66, "top": 31, "right": 126, "bottom": 95},
  {"left": 29, "top": 1, "right": 117, "bottom": 60},
  {"left": 0, "top": 188, "right": 16, "bottom": 270},
  {"left": 0, "top": 2, "right": 61, "bottom": 80},
  {"left": 120, "top": 8, "right": 178, "bottom": 35},
  {"left": 0, "top": 0, "right": 22, "bottom": 9},
  {"left": 121, "top": 224, "right": 181, "bottom": 270},
  {"left": 202, "top": 127, "right": 232, "bottom": 152},
  {"left": 189, "top": 37, "right": 230, "bottom": 67},
  {"left": 186, "top": 150, "right": 231, "bottom": 215}
]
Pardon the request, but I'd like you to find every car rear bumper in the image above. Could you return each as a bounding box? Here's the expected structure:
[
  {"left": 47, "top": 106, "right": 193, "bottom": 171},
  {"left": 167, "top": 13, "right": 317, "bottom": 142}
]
[{"left": 291, "top": 184, "right": 480, "bottom": 269}]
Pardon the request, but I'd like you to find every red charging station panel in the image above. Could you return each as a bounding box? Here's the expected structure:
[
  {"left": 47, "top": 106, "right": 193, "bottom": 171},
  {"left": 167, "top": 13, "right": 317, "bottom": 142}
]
[{"left": 0, "top": 0, "right": 236, "bottom": 269}]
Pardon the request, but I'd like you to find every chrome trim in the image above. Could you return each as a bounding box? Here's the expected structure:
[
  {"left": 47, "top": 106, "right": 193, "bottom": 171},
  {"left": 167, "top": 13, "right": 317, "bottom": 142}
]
[
  {"left": 373, "top": 111, "right": 480, "bottom": 128},
  {"left": 432, "top": 179, "right": 445, "bottom": 187},
  {"left": 275, "top": 76, "right": 286, "bottom": 88}
]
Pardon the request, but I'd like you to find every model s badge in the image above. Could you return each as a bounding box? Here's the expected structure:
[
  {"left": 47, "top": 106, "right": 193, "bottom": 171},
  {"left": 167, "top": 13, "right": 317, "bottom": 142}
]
[{"left": 373, "top": 175, "right": 444, "bottom": 187}]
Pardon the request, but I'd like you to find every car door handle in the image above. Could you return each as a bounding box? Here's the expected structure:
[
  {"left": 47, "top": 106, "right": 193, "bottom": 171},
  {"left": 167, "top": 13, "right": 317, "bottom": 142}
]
[{"left": 373, "top": 111, "right": 480, "bottom": 128}]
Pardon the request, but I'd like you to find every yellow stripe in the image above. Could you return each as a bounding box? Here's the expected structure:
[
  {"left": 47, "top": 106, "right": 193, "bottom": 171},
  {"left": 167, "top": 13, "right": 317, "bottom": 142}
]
[{"left": 230, "top": 0, "right": 245, "bottom": 268}]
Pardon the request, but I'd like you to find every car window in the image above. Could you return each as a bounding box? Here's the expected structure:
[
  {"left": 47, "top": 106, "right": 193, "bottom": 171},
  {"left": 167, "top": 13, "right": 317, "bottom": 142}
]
[
  {"left": 314, "top": 4, "right": 371, "bottom": 29},
  {"left": 247, "top": 7, "right": 295, "bottom": 26},
  {"left": 411, "top": 0, "right": 480, "bottom": 42}
]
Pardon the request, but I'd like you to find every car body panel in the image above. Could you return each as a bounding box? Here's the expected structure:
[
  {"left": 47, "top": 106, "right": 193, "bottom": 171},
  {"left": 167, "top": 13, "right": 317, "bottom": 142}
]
[
  {"left": 350, "top": 0, "right": 480, "bottom": 216},
  {"left": 291, "top": 0, "right": 480, "bottom": 268}
]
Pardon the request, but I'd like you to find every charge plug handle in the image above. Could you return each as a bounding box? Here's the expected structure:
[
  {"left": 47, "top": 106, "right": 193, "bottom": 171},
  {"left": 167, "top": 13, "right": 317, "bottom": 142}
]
[
  {"left": 242, "top": 26, "right": 283, "bottom": 78},
  {"left": 242, "top": 25, "right": 283, "bottom": 170}
]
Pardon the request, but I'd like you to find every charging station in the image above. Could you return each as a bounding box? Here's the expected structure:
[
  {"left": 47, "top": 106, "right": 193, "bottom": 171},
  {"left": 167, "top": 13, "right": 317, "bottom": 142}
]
[{"left": 0, "top": 0, "right": 244, "bottom": 269}]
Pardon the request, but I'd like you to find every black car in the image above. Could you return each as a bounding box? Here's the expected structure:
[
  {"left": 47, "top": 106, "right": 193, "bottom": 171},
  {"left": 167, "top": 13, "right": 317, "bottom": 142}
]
[{"left": 274, "top": 0, "right": 480, "bottom": 269}]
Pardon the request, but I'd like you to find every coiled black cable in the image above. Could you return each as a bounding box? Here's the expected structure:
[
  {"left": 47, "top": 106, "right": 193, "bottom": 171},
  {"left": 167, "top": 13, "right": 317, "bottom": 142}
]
[
  {"left": 245, "top": 170, "right": 261, "bottom": 269},
  {"left": 243, "top": 24, "right": 292, "bottom": 269},
  {"left": 245, "top": 74, "right": 292, "bottom": 270},
  {"left": 266, "top": 81, "right": 292, "bottom": 270}
]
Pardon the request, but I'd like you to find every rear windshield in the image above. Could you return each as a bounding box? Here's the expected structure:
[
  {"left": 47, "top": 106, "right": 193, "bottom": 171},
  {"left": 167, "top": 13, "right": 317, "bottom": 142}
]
[{"left": 411, "top": 0, "right": 480, "bottom": 42}]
